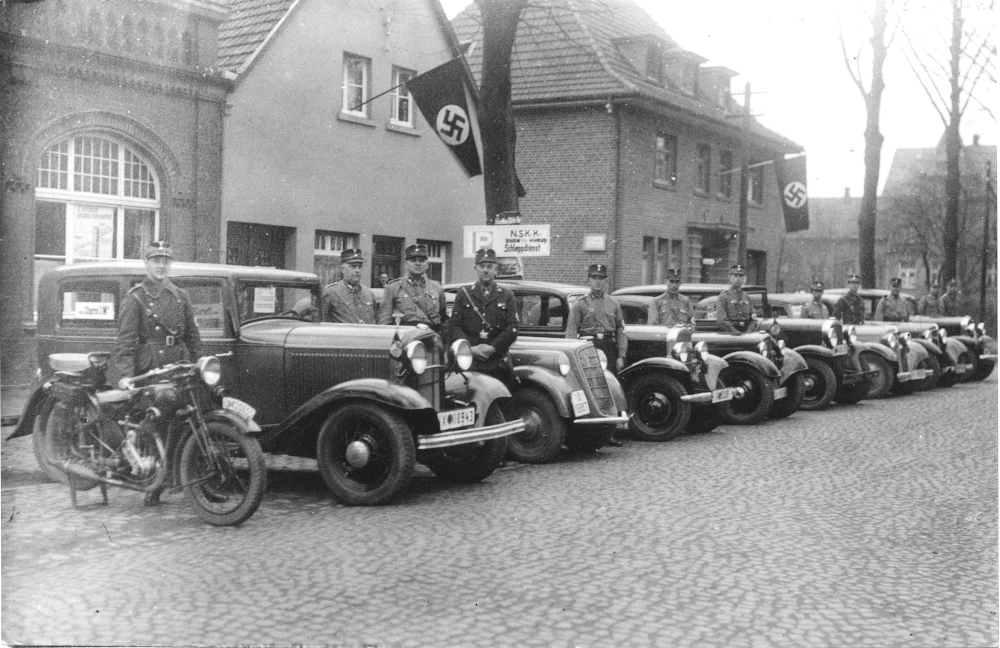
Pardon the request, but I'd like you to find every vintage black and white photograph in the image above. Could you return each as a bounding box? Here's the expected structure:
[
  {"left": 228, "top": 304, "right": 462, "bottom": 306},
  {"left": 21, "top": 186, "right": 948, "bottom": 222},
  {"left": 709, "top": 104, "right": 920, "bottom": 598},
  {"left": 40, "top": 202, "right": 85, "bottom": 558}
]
[{"left": 0, "top": 0, "right": 996, "bottom": 646}]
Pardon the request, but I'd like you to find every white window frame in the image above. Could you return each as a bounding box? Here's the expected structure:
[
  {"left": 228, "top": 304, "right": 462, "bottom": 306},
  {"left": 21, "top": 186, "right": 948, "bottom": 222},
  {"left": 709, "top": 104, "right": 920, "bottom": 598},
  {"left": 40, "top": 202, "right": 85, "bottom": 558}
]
[
  {"left": 391, "top": 66, "right": 415, "bottom": 127},
  {"left": 898, "top": 262, "right": 918, "bottom": 289},
  {"left": 342, "top": 53, "right": 371, "bottom": 117},
  {"left": 314, "top": 230, "right": 359, "bottom": 256},
  {"left": 35, "top": 135, "right": 161, "bottom": 264},
  {"left": 418, "top": 239, "right": 448, "bottom": 282},
  {"left": 695, "top": 144, "right": 711, "bottom": 195}
]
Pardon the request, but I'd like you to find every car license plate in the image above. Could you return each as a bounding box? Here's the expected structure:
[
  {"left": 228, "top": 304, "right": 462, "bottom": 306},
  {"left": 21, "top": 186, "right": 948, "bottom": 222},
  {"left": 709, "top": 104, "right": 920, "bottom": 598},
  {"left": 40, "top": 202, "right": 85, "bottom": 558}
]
[
  {"left": 223, "top": 397, "right": 256, "bottom": 422},
  {"left": 956, "top": 363, "right": 970, "bottom": 373},
  {"left": 833, "top": 344, "right": 848, "bottom": 356},
  {"left": 912, "top": 368, "right": 928, "bottom": 380},
  {"left": 774, "top": 386, "right": 788, "bottom": 400},
  {"left": 711, "top": 388, "right": 734, "bottom": 403},
  {"left": 570, "top": 390, "right": 591, "bottom": 417},
  {"left": 438, "top": 406, "right": 476, "bottom": 431}
]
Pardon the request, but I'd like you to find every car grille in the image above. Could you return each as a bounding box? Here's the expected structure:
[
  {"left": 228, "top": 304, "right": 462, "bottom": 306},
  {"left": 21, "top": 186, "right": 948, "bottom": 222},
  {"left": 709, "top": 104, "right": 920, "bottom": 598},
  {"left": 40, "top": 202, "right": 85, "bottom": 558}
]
[{"left": 575, "top": 346, "right": 617, "bottom": 416}]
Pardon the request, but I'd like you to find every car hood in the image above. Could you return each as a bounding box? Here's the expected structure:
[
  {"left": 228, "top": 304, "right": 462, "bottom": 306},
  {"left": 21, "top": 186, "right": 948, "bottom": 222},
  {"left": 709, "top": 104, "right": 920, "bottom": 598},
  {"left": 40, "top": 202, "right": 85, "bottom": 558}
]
[{"left": 240, "top": 320, "right": 403, "bottom": 350}]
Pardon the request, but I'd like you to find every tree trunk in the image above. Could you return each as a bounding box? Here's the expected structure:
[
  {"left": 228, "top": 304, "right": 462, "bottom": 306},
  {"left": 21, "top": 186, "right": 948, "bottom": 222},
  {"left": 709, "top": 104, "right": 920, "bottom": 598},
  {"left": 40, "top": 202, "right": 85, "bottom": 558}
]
[
  {"left": 477, "top": 0, "right": 527, "bottom": 225},
  {"left": 857, "top": 0, "right": 889, "bottom": 288},
  {"left": 941, "top": 0, "right": 963, "bottom": 284}
]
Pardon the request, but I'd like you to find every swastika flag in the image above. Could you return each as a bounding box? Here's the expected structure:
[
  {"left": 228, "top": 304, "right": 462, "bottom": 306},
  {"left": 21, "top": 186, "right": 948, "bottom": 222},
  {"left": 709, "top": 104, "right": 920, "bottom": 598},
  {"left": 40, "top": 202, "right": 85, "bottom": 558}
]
[
  {"left": 405, "top": 57, "right": 482, "bottom": 177},
  {"left": 774, "top": 155, "right": 809, "bottom": 232}
]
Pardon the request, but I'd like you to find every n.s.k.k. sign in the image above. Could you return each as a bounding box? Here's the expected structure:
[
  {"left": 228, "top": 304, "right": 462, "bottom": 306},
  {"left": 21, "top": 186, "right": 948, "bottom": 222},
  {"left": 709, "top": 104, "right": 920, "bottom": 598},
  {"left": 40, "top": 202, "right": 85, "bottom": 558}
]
[{"left": 463, "top": 225, "right": 551, "bottom": 257}]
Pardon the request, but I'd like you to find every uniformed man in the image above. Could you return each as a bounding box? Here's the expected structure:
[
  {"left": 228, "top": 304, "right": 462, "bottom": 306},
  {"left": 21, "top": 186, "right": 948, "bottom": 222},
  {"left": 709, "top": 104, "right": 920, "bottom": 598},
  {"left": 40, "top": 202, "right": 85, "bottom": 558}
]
[
  {"left": 376, "top": 243, "right": 448, "bottom": 330},
  {"left": 941, "top": 279, "right": 961, "bottom": 316},
  {"left": 917, "top": 280, "right": 944, "bottom": 316},
  {"left": 648, "top": 268, "right": 694, "bottom": 329},
  {"left": 874, "top": 277, "right": 911, "bottom": 322},
  {"left": 717, "top": 264, "right": 755, "bottom": 333},
  {"left": 109, "top": 241, "right": 202, "bottom": 387},
  {"left": 833, "top": 273, "right": 866, "bottom": 325},
  {"left": 443, "top": 248, "right": 519, "bottom": 386},
  {"left": 566, "top": 263, "right": 628, "bottom": 372},
  {"left": 801, "top": 281, "right": 830, "bottom": 319},
  {"left": 322, "top": 248, "right": 376, "bottom": 324}
]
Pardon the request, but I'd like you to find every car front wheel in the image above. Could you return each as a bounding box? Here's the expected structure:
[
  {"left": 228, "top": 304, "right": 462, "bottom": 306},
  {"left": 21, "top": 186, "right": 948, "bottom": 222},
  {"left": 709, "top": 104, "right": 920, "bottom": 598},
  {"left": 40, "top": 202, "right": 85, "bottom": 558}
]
[
  {"left": 626, "top": 373, "right": 690, "bottom": 442},
  {"left": 504, "top": 388, "right": 566, "bottom": 464},
  {"left": 860, "top": 352, "right": 894, "bottom": 399},
  {"left": 768, "top": 372, "right": 804, "bottom": 419},
  {"left": 799, "top": 357, "right": 837, "bottom": 411},
  {"left": 719, "top": 364, "right": 775, "bottom": 425},
  {"left": 915, "top": 355, "right": 942, "bottom": 391},
  {"left": 316, "top": 404, "right": 415, "bottom": 506}
]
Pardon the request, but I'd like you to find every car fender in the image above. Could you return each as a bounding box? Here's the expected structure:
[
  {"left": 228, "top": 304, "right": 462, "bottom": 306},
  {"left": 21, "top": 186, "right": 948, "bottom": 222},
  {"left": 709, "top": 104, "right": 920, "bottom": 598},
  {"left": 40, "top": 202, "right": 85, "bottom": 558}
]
[
  {"left": 779, "top": 347, "right": 808, "bottom": 385},
  {"left": 701, "top": 354, "right": 728, "bottom": 391},
  {"left": 906, "top": 343, "right": 930, "bottom": 369},
  {"left": 445, "top": 372, "right": 512, "bottom": 427},
  {"left": 618, "top": 357, "right": 691, "bottom": 389},
  {"left": 6, "top": 384, "right": 50, "bottom": 440},
  {"left": 951, "top": 334, "right": 979, "bottom": 353},
  {"left": 855, "top": 341, "right": 898, "bottom": 365},
  {"left": 722, "top": 351, "right": 781, "bottom": 379},
  {"left": 512, "top": 365, "right": 573, "bottom": 419},
  {"left": 910, "top": 338, "right": 942, "bottom": 357},
  {"left": 942, "top": 338, "right": 965, "bottom": 365},
  {"left": 980, "top": 334, "right": 998, "bottom": 355},
  {"left": 791, "top": 344, "right": 835, "bottom": 359},
  {"left": 257, "top": 378, "right": 432, "bottom": 451}
]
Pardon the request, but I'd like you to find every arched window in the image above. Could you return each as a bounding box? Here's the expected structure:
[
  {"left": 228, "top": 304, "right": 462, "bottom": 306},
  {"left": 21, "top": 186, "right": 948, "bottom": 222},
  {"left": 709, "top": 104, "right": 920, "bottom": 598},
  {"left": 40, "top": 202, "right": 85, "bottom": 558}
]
[{"left": 35, "top": 135, "right": 161, "bottom": 266}]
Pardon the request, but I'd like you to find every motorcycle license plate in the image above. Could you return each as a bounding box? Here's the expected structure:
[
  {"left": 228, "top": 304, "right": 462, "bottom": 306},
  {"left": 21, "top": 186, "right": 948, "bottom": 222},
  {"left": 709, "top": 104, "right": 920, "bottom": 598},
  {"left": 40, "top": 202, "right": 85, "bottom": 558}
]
[
  {"left": 833, "top": 344, "right": 849, "bottom": 356},
  {"left": 438, "top": 407, "right": 475, "bottom": 431},
  {"left": 223, "top": 397, "right": 256, "bottom": 422},
  {"left": 570, "top": 390, "right": 591, "bottom": 417},
  {"left": 711, "top": 388, "right": 734, "bottom": 403},
  {"left": 774, "top": 386, "right": 788, "bottom": 400}
]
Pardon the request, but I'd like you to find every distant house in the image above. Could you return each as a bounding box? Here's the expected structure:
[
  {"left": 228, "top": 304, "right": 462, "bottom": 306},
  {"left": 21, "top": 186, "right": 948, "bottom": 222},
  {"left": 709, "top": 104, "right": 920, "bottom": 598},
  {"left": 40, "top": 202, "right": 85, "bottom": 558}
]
[
  {"left": 452, "top": 0, "right": 801, "bottom": 289},
  {"left": 218, "top": 0, "right": 485, "bottom": 287},
  {"left": 780, "top": 189, "right": 861, "bottom": 292}
]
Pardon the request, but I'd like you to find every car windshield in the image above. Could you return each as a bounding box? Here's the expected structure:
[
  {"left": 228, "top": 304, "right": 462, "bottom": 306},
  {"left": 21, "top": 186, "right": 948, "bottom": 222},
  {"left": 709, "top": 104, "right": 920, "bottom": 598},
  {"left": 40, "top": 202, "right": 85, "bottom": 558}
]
[{"left": 236, "top": 281, "right": 319, "bottom": 323}]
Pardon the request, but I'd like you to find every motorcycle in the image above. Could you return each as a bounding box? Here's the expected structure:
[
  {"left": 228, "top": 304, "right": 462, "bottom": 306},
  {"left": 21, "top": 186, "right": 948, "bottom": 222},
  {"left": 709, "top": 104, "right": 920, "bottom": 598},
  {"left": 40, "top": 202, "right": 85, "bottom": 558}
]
[{"left": 40, "top": 352, "right": 267, "bottom": 526}]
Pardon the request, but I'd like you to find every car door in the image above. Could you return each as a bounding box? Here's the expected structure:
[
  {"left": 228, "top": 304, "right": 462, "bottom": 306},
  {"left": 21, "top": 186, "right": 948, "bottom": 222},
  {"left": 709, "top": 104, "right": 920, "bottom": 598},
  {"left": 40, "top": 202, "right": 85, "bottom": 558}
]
[{"left": 513, "top": 289, "right": 571, "bottom": 339}]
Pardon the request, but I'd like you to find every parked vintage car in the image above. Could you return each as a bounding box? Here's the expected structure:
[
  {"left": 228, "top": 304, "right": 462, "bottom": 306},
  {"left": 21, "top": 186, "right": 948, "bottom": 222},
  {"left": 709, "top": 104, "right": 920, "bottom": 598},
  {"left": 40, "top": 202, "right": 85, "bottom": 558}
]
[
  {"left": 443, "top": 281, "right": 735, "bottom": 443},
  {"left": 614, "top": 289, "right": 808, "bottom": 425},
  {"left": 910, "top": 314, "right": 998, "bottom": 381},
  {"left": 12, "top": 262, "right": 528, "bottom": 506}
]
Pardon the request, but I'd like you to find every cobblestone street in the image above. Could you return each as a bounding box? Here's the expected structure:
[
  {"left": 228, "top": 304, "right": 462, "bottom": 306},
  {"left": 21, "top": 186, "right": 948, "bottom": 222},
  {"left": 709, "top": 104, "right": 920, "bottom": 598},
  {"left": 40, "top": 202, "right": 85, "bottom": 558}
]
[{"left": 2, "top": 377, "right": 997, "bottom": 648}]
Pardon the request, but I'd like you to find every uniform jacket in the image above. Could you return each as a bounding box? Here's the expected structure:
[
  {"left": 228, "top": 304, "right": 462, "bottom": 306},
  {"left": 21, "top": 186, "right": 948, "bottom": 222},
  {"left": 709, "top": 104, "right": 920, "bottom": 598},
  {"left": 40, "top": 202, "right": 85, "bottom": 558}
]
[
  {"left": 566, "top": 292, "right": 627, "bottom": 358},
  {"left": 833, "top": 292, "right": 866, "bottom": 325},
  {"left": 323, "top": 280, "right": 376, "bottom": 324},
  {"left": 648, "top": 292, "right": 695, "bottom": 328},
  {"left": 109, "top": 277, "right": 202, "bottom": 384},
  {"left": 917, "top": 294, "right": 944, "bottom": 316},
  {"left": 376, "top": 275, "right": 448, "bottom": 329},
  {"left": 801, "top": 300, "right": 830, "bottom": 319},
  {"left": 941, "top": 293, "right": 961, "bottom": 316},
  {"left": 717, "top": 286, "right": 754, "bottom": 333},
  {"left": 444, "top": 282, "right": 519, "bottom": 372},
  {"left": 874, "top": 294, "right": 911, "bottom": 322}
]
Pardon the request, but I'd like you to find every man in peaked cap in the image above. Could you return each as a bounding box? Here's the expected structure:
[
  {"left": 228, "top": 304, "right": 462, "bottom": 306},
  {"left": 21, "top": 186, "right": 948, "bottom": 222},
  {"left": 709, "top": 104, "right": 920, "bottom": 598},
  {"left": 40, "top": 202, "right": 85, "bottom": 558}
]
[
  {"left": 717, "top": 263, "right": 755, "bottom": 333},
  {"left": 376, "top": 243, "right": 448, "bottom": 330},
  {"left": 874, "top": 277, "right": 911, "bottom": 322},
  {"left": 648, "top": 268, "right": 695, "bottom": 329},
  {"left": 833, "top": 273, "right": 866, "bottom": 325},
  {"left": 443, "top": 248, "right": 519, "bottom": 386},
  {"left": 917, "top": 279, "right": 944, "bottom": 316},
  {"left": 322, "top": 248, "right": 376, "bottom": 324},
  {"left": 941, "top": 279, "right": 962, "bottom": 316},
  {"left": 801, "top": 280, "right": 830, "bottom": 319}
]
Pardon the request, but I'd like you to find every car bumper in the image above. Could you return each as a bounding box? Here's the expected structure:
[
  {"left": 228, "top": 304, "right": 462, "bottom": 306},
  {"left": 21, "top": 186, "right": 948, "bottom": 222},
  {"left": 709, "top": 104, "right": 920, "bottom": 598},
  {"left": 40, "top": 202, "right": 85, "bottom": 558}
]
[
  {"left": 417, "top": 418, "right": 526, "bottom": 450},
  {"left": 896, "top": 368, "right": 929, "bottom": 382},
  {"left": 980, "top": 353, "right": 998, "bottom": 361},
  {"left": 572, "top": 412, "right": 631, "bottom": 426},
  {"left": 682, "top": 388, "right": 734, "bottom": 404}
]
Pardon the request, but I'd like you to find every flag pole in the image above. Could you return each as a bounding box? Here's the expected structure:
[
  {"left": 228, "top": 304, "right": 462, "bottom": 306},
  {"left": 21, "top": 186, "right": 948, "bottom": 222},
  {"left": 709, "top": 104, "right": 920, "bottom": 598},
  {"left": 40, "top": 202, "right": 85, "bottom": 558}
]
[{"left": 346, "top": 55, "right": 466, "bottom": 113}]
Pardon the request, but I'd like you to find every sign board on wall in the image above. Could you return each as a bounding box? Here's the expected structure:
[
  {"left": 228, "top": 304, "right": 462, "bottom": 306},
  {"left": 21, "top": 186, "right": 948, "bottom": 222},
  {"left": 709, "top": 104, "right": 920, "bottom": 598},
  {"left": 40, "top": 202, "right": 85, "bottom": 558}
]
[{"left": 463, "top": 225, "right": 551, "bottom": 257}]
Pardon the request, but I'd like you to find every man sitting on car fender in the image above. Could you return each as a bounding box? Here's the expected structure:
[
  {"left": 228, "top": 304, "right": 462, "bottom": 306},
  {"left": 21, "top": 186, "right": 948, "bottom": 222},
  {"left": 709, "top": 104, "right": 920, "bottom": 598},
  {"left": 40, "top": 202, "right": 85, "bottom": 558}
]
[
  {"left": 717, "top": 264, "right": 755, "bottom": 333},
  {"left": 648, "top": 268, "right": 694, "bottom": 329}
]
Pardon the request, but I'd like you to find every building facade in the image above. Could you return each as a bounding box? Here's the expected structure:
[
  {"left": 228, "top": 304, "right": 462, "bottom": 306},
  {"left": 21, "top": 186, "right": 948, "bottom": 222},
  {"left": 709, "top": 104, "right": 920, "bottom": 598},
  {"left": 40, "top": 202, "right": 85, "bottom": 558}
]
[
  {"left": 780, "top": 189, "right": 862, "bottom": 292},
  {"left": 218, "top": 0, "right": 485, "bottom": 288},
  {"left": 1, "top": 0, "right": 230, "bottom": 383},
  {"left": 452, "top": 0, "right": 801, "bottom": 290}
]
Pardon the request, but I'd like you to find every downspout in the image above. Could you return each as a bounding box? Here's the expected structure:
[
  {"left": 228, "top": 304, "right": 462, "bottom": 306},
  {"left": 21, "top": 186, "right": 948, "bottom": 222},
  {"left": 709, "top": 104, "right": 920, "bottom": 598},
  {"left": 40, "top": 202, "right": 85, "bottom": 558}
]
[{"left": 610, "top": 99, "right": 622, "bottom": 291}]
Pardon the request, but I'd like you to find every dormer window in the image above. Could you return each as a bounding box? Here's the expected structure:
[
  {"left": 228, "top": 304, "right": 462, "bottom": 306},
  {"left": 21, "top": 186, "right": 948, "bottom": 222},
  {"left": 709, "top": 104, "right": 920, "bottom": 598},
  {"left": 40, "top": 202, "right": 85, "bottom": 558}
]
[{"left": 645, "top": 44, "right": 663, "bottom": 83}]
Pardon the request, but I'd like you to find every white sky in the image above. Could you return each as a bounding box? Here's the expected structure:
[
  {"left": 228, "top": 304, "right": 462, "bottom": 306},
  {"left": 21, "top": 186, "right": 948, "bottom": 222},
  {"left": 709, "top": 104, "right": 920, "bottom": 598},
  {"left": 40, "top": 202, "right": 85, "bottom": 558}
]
[{"left": 441, "top": 0, "right": 996, "bottom": 197}]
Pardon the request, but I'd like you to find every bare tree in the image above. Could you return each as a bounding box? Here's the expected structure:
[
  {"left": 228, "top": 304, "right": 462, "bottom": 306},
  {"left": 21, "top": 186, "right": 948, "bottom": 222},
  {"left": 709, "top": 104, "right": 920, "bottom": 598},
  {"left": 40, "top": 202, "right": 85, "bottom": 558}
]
[
  {"left": 839, "top": 0, "right": 902, "bottom": 288},
  {"left": 901, "top": 0, "right": 996, "bottom": 285}
]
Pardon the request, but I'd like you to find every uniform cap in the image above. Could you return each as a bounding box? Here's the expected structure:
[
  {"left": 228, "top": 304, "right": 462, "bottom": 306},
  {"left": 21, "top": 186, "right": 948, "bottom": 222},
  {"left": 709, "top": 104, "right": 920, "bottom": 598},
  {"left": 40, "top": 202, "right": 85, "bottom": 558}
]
[
  {"left": 145, "top": 241, "right": 173, "bottom": 260},
  {"left": 729, "top": 264, "right": 746, "bottom": 275},
  {"left": 475, "top": 248, "right": 498, "bottom": 264},
  {"left": 946, "top": 278, "right": 958, "bottom": 288},
  {"left": 665, "top": 268, "right": 682, "bottom": 281},
  {"left": 405, "top": 243, "right": 429, "bottom": 260},
  {"left": 811, "top": 281, "right": 825, "bottom": 291},
  {"left": 340, "top": 248, "right": 364, "bottom": 264},
  {"left": 846, "top": 273, "right": 861, "bottom": 283},
  {"left": 889, "top": 277, "right": 902, "bottom": 287},
  {"left": 588, "top": 263, "right": 608, "bottom": 278},
  {"left": 930, "top": 280, "right": 941, "bottom": 288}
]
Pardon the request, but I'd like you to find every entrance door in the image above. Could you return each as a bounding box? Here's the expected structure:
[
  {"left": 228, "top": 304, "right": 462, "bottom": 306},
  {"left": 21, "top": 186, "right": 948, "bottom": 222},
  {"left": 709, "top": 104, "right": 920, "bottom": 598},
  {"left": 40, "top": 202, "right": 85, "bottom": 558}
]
[
  {"left": 700, "top": 231, "right": 731, "bottom": 283},
  {"left": 227, "top": 222, "right": 293, "bottom": 268},
  {"left": 371, "top": 235, "right": 403, "bottom": 286}
]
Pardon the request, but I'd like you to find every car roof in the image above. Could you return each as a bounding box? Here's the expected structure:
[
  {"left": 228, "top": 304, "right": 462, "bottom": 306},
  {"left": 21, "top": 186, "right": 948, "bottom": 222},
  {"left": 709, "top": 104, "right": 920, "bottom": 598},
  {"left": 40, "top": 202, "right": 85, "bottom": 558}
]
[
  {"left": 613, "top": 283, "right": 768, "bottom": 296},
  {"left": 825, "top": 287, "right": 916, "bottom": 298},
  {"left": 768, "top": 292, "right": 815, "bottom": 304},
  {"left": 41, "top": 261, "right": 319, "bottom": 283},
  {"left": 444, "top": 280, "right": 590, "bottom": 295}
]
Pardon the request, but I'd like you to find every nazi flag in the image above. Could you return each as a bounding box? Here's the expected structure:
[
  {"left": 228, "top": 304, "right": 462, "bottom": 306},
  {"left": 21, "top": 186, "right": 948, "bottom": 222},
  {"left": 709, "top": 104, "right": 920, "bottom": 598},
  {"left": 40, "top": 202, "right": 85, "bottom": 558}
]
[{"left": 775, "top": 154, "right": 809, "bottom": 233}]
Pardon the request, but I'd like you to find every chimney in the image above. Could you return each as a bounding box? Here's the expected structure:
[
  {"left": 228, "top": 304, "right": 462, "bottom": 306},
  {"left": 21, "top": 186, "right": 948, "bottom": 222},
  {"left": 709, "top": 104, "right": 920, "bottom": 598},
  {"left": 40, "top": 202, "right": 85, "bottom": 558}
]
[
  {"left": 844, "top": 187, "right": 851, "bottom": 199},
  {"left": 973, "top": 134, "right": 980, "bottom": 146}
]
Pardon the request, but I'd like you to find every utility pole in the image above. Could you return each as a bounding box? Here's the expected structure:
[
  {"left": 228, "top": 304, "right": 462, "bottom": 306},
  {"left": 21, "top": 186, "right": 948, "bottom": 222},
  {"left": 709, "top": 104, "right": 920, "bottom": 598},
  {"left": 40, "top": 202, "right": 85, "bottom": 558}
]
[
  {"left": 981, "top": 160, "right": 995, "bottom": 321},
  {"left": 736, "top": 82, "right": 751, "bottom": 265}
]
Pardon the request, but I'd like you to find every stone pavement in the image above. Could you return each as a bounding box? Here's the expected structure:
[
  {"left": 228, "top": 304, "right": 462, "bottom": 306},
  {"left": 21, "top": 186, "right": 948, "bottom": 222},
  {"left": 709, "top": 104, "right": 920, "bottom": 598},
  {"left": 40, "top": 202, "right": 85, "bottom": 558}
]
[{"left": 1, "top": 377, "right": 997, "bottom": 648}]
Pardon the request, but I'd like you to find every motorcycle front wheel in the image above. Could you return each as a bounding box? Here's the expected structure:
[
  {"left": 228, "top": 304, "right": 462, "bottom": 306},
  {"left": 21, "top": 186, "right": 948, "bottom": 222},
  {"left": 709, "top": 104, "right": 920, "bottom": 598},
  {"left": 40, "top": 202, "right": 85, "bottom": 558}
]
[{"left": 179, "top": 418, "right": 267, "bottom": 526}]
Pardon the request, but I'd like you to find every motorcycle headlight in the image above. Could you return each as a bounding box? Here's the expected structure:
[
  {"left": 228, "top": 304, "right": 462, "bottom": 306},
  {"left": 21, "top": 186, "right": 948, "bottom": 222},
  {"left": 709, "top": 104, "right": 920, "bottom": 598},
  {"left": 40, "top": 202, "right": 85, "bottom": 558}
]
[
  {"left": 197, "top": 356, "right": 222, "bottom": 386},
  {"left": 557, "top": 352, "right": 571, "bottom": 376},
  {"left": 406, "top": 340, "right": 427, "bottom": 375},
  {"left": 757, "top": 340, "right": 768, "bottom": 355},
  {"left": 695, "top": 341, "right": 709, "bottom": 361},
  {"left": 596, "top": 349, "right": 608, "bottom": 371},
  {"left": 451, "top": 339, "right": 473, "bottom": 371},
  {"left": 672, "top": 342, "right": 690, "bottom": 363}
]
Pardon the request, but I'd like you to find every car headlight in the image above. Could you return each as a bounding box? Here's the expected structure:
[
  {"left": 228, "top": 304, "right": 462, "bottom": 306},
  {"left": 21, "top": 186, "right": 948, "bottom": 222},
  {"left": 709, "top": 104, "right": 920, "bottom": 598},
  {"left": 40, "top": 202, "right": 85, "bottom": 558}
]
[
  {"left": 451, "top": 339, "right": 473, "bottom": 371},
  {"left": 923, "top": 329, "right": 933, "bottom": 340},
  {"left": 777, "top": 339, "right": 786, "bottom": 349},
  {"left": 197, "top": 356, "right": 222, "bottom": 386},
  {"left": 977, "top": 322, "right": 986, "bottom": 334},
  {"left": 961, "top": 316, "right": 973, "bottom": 333},
  {"left": 899, "top": 332, "right": 911, "bottom": 342},
  {"left": 846, "top": 326, "right": 858, "bottom": 344},
  {"left": 769, "top": 322, "right": 781, "bottom": 337},
  {"left": 938, "top": 328, "right": 947, "bottom": 342},
  {"left": 406, "top": 340, "right": 427, "bottom": 374},
  {"left": 757, "top": 340, "right": 768, "bottom": 355},
  {"left": 827, "top": 327, "right": 839, "bottom": 346},
  {"left": 695, "top": 341, "right": 709, "bottom": 361},
  {"left": 595, "top": 349, "right": 608, "bottom": 371},
  {"left": 557, "top": 352, "right": 571, "bottom": 376},
  {"left": 672, "top": 342, "right": 690, "bottom": 363},
  {"left": 883, "top": 332, "right": 898, "bottom": 349}
]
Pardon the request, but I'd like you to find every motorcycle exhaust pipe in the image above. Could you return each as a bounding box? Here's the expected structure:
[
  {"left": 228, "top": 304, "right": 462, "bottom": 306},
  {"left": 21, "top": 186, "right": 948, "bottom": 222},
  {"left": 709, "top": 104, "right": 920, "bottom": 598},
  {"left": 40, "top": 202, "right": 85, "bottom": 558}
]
[{"left": 47, "top": 458, "right": 133, "bottom": 489}]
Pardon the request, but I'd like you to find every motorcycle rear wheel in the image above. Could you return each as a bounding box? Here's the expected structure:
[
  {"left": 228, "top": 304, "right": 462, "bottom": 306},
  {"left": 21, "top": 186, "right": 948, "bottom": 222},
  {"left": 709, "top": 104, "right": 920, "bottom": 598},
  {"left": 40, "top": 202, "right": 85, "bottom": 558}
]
[
  {"left": 44, "top": 401, "right": 103, "bottom": 491},
  {"left": 179, "top": 419, "right": 267, "bottom": 526}
]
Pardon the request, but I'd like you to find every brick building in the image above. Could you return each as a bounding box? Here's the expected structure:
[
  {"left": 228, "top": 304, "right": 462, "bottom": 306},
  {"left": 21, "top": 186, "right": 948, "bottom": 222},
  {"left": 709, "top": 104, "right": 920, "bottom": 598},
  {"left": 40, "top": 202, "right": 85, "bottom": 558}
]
[
  {"left": 452, "top": 0, "right": 801, "bottom": 289},
  {"left": 217, "top": 0, "right": 485, "bottom": 288},
  {"left": 0, "top": 0, "right": 230, "bottom": 384}
]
